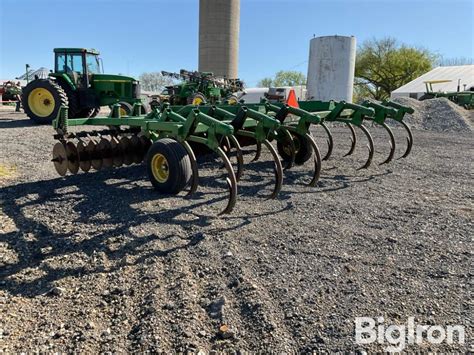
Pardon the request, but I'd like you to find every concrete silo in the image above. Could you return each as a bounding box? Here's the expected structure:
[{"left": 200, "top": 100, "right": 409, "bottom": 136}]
[
  {"left": 306, "top": 35, "right": 356, "bottom": 102},
  {"left": 199, "top": 0, "right": 240, "bottom": 78}
]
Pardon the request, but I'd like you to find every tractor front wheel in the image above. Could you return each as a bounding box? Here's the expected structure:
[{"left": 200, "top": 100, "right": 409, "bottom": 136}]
[
  {"left": 189, "top": 93, "right": 207, "bottom": 106},
  {"left": 277, "top": 132, "right": 313, "bottom": 165},
  {"left": 146, "top": 138, "right": 192, "bottom": 194},
  {"left": 22, "top": 79, "right": 68, "bottom": 124},
  {"left": 118, "top": 101, "right": 133, "bottom": 116}
]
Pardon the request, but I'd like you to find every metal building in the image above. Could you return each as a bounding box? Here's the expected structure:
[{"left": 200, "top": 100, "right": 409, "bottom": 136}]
[
  {"left": 391, "top": 65, "right": 474, "bottom": 99},
  {"left": 306, "top": 35, "right": 356, "bottom": 102},
  {"left": 199, "top": 0, "right": 240, "bottom": 78}
]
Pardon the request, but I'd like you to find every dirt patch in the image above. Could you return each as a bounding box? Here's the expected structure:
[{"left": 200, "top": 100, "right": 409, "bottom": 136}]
[{"left": 0, "top": 112, "right": 472, "bottom": 352}]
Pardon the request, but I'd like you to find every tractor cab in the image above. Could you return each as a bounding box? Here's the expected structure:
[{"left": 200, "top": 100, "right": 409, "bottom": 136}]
[{"left": 54, "top": 48, "right": 102, "bottom": 88}]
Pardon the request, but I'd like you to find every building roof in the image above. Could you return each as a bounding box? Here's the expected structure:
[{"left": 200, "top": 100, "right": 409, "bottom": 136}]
[
  {"left": 16, "top": 67, "right": 50, "bottom": 80},
  {"left": 391, "top": 65, "right": 474, "bottom": 96}
]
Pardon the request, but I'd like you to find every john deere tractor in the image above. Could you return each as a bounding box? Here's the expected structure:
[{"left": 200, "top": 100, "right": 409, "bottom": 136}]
[
  {"left": 22, "top": 48, "right": 146, "bottom": 124},
  {"left": 157, "top": 69, "right": 243, "bottom": 106}
]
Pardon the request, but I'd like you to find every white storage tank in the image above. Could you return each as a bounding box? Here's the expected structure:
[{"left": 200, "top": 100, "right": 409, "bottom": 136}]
[{"left": 306, "top": 35, "right": 356, "bottom": 102}]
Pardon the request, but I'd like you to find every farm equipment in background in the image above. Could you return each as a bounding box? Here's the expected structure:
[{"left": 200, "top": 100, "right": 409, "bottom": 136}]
[
  {"left": 159, "top": 69, "right": 244, "bottom": 106},
  {"left": 21, "top": 48, "right": 146, "bottom": 124},
  {"left": 49, "top": 93, "right": 414, "bottom": 215},
  {"left": 420, "top": 79, "right": 474, "bottom": 109},
  {"left": 0, "top": 81, "right": 22, "bottom": 111}
]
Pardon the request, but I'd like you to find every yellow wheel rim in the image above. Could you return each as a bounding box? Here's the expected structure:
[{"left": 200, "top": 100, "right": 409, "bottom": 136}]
[
  {"left": 228, "top": 97, "right": 238, "bottom": 105},
  {"left": 28, "top": 88, "right": 55, "bottom": 117},
  {"left": 119, "top": 107, "right": 128, "bottom": 116},
  {"left": 151, "top": 153, "right": 169, "bottom": 183},
  {"left": 192, "top": 97, "right": 203, "bottom": 105}
]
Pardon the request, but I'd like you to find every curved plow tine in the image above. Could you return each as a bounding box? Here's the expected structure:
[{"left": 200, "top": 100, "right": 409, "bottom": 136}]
[
  {"left": 343, "top": 123, "right": 357, "bottom": 157},
  {"left": 251, "top": 140, "right": 262, "bottom": 162},
  {"left": 181, "top": 141, "right": 199, "bottom": 196},
  {"left": 398, "top": 121, "right": 413, "bottom": 159},
  {"left": 356, "top": 124, "right": 374, "bottom": 170},
  {"left": 320, "top": 122, "right": 334, "bottom": 161},
  {"left": 216, "top": 147, "right": 237, "bottom": 215},
  {"left": 305, "top": 133, "right": 322, "bottom": 187},
  {"left": 227, "top": 134, "right": 244, "bottom": 181},
  {"left": 379, "top": 122, "right": 396, "bottom": 165},
  {"left": 262, "top": 139, "right": 283, "bottom": 199},
  {"left": 281, "top": 128, "right": 296, "bottom": 169}
]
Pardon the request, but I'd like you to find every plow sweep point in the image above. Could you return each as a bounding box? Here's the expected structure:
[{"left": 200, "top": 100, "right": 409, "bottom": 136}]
[
  {"left": 263, "top": 139, "right": 283, "bottom": 199},
  {"left": 399, "top": 121, "right": 413, "bottom": 159},
  {"left": 305, "top": 133, "right": 322, "bottom": 187},
  {"left": 379, "top": 122, "right": 396, "bottom": 165},
  {"left": 182, "top": 140, "right": 199, "bottom": 196},
  {"left": 251, "top": 141, "right": 262, "bottom": 162},
  {"left": 216, "top": 147, "right": 238, "bottom": 215},
  {"left": 227, "top": 135, "right": 244, "bottom": 181},
  {"left": 356, "top": 124, "right": 374, "bottom": 170},
  {"left": 344, "top": 123, "right": 357, "bottom": 157},
  {"left": 320, "top": 122, "right": 334, "bottom": 161}
]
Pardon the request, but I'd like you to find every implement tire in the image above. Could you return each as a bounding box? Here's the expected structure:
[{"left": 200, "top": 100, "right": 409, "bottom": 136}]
[
  {"left": 22, "top": 79, "right": 68, "bottom": 124},
  {"left": 277, "top": 132, "right": 313, "bottom": 165},
  {"left": 146, "top": 138, "right": 192, "bottom": 194}
]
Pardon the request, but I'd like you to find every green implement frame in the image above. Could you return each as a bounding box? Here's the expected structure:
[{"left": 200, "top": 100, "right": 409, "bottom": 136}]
[{"left": 50, "top": 98, "right": 414, "bottom": 215}]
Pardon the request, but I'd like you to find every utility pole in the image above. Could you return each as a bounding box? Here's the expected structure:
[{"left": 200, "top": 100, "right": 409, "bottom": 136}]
[{"left": 25, "top": 64, "right": 30, "bottom": 84}]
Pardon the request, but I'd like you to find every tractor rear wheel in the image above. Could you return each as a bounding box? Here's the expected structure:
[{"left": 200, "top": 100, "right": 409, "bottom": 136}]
[
  {"left": 90, "top": 107, "right": 100, "bottom": 117},
  {"left": 77, "top": 107, "right": 100, "bottom": 118},
  {"left": 22, "top": 79, "right": 68, "bottom": 124},
  {"left": 277, "top": 132, "right": 313, "bottom": 165},
  {"left": 146, "top": 138, "right": 192, "bottom": 194}
]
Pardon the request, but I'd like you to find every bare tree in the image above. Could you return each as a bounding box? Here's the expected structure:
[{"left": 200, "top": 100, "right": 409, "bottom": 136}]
[
  {"left": 139, "top": 72, "right": 175, "bottom": 92},
  {"left": 437, "top": 57, "right": 474, "bottom": 66}
]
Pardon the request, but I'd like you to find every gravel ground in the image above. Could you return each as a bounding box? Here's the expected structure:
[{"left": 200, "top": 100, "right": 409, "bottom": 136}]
[
  {"left": 0, "top": 108, "right": 472, "bottom": 352},
  {"left": 393, "top": 97, "right": 473, "bottom": 132}
]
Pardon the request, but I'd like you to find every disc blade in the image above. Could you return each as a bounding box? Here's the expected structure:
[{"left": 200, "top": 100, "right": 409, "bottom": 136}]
[
  {"left": 120, "top": 136, "right": 133, "bottom": 165},
  {"left": 99, "top": 137, "right": 113, "bottom": 168},
  {"left": 87, "top": 139, "right": 102, "bottom": 171},
  {"left": 110, "top": 136, "right": 123, "bottom": 167},
  {"left": 65, "top": 141, "right": 79, "bottom": 174},
  {"left": 52, "top": 142, "right": 68, "bottom": 176},
  {"left": 77, "top": 140, "right": 91, "bottom": 172},
  {"left": 130, "top": 135, "right": 142, "bottom": 164}
]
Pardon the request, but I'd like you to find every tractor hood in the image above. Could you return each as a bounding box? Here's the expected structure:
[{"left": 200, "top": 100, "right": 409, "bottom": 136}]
[{"left": 92, "top": 74, "right": 137, "bottom": 83}]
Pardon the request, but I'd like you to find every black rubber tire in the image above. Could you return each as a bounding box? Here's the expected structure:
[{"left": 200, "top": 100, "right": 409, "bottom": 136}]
[
  {"left": 21, "top": 79, "right": 68, "bottom": 124},
  {"left": 77, "top": 106, "right": 100, "bottom": 118},
  {"left": 226, "top": 95, "right": 239, "bottom": 105},
  {"left": 90, "top": 107, "right": 100, "bottom": 117},
  {"left": 118, "top": 101, "right": 133, "bottom": 116},
  {"left": 140, "top": 103, "right": 151, "bottom": 115},
  {"left": 54, "top": 79, "right": 81, "bottom": 118},
  {"left": 146, "top": 138, "right": 192, "bottom": 194},
  {"left": 188, "top": 92, "right": 207, "bottom": 105},
  {"left": 277, "top": 132, "right": 313, "bottom": 165}
]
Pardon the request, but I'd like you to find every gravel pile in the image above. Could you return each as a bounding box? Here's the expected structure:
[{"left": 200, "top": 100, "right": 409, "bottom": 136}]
[
  {"left": 0, "top": 112, "right": 472, "bottom": 352},
  {"left": 393, "top": 97, "right": 473, "bottom": 132}
]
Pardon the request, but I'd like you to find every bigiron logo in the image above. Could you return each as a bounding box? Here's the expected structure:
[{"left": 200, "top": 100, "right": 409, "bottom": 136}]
[{"left": 355, "top": 317, "right": 465, "bottom": 352}]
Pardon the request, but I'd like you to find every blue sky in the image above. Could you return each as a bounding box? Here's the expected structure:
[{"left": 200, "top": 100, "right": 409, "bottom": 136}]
[{"left": 1, "top": 0, "right": 473, "bottom": 86}]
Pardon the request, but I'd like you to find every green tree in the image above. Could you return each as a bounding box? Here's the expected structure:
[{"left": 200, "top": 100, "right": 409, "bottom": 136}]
[
  {"left": 257, "top": 70, "right": 306, "bottom": 88},
  {"left": 355, "top": 37, "right": 436, "bottom": 101}
]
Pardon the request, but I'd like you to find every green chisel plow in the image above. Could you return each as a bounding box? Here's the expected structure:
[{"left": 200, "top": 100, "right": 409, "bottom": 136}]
[{"left": 50, "top": 98, "right": 414, "bottom": 215}]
